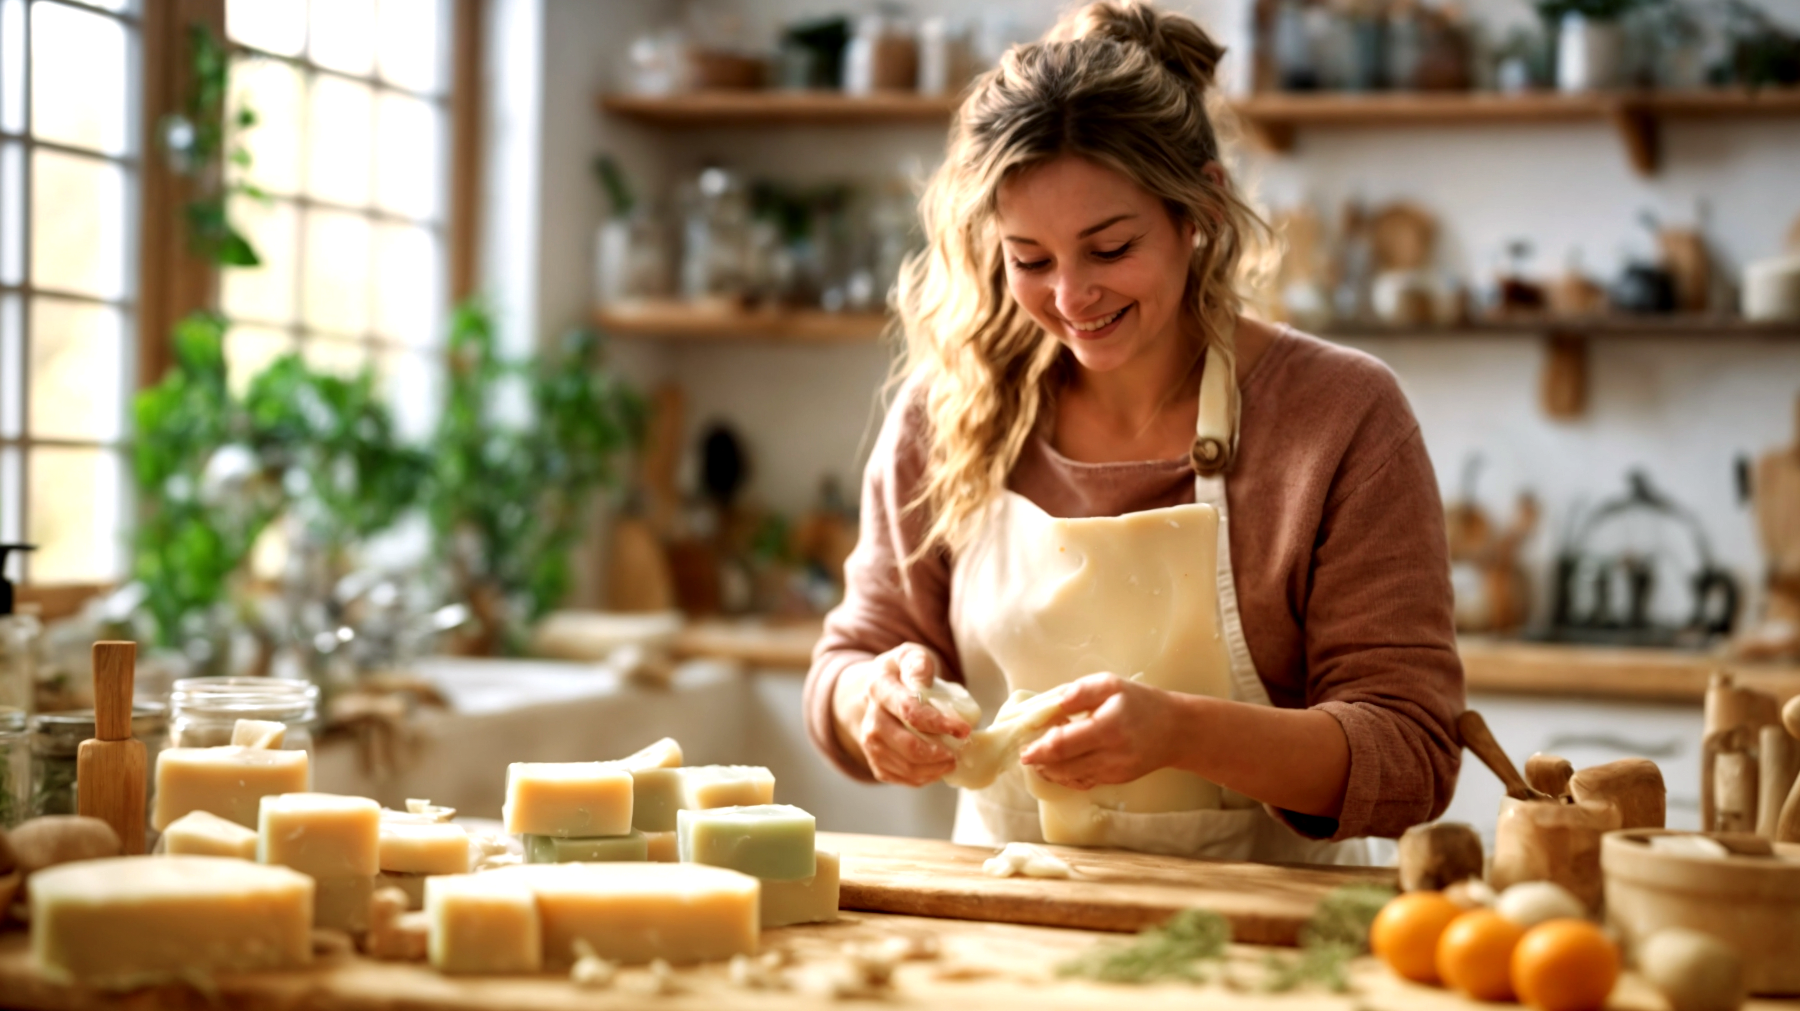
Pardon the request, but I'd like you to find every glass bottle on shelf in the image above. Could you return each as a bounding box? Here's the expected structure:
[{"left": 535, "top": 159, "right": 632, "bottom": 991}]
[
  {"left": 679, "top": 166, "right": 751, "bottom": 307},
  {"left": 167, "top": 676, "right": 320, "bottom": 758},
  {"left": 0, "top": 545, "right": 40, "bottom": 827}
]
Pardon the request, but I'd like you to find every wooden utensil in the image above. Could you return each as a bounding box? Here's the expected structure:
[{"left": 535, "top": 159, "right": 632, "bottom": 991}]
[
  {"left": 76, "top": 641, "right": 144, "bottom": 855},
  {"left": 1457, "top": 710, "right": 1553, "bottom": 802},
  {"left": 1525, "top": 752, "right": 1574, "bottom": 800},
  {"left": 1778, "top": 696, "right": 1800, "bottom": 843}
]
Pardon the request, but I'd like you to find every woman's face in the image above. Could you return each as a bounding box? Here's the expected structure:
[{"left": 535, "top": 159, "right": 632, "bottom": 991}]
[{"left": 996, "top": 155, "right": 1194, "bottom": 375}]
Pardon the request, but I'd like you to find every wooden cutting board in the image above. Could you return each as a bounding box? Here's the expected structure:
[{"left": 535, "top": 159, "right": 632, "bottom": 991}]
[{"left": 822, "top": 831, "right": 1396, "bottom": 946}]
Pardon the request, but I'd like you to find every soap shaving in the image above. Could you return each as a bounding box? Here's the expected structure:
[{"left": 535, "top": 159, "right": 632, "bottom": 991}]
[
  {"left": 982, "top": 842, "right": 1074, "bottom": 879},
  {"left": 569, "top": 939, "right": 617, "bottom": 989}
]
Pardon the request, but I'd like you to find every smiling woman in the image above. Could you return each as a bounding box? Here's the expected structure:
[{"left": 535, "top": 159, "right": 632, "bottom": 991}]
[{"left": 806, "top": 0, "right": 1465, "bottom": 864}]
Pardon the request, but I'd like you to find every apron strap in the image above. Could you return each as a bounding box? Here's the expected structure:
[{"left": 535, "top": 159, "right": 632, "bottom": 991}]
[{"left": 1193, "top": 346, "right": 1273, "bottom": 709}]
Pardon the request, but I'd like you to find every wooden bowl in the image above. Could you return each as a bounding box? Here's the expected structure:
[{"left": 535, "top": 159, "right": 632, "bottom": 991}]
[{"left": 1602, "top": 829, "right": 1800, "bottom": 995}]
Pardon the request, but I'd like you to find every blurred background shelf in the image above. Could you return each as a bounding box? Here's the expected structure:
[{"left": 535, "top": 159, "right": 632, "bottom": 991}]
[
  {"left": 1322, "top": 315, "right": 1800, "bottom": 340},
  {"left": 599, "top": 89, "right": 962, "bottom": 127},
  {"left": 595, "top": 301, "right": 889, "bottom": 343}
]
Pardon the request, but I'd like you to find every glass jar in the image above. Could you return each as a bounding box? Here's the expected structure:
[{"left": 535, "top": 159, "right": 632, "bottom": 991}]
[
  {"left": 30, "top": 704, "right": 168, "bottom": 819},
  {"left": 0, "top": 708, "right": 28, "bottom": 827},
  {"left": 168, "top": 677, "right": 320, "bottom": 758}
]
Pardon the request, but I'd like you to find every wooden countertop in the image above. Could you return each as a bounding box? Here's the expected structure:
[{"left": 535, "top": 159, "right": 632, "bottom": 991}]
[
  {"left": 2, "top": 914, "right": 1793, "bottom": 1011},
  {"left": 671, "top": 619, "right": 1800, "bottom": 707}
]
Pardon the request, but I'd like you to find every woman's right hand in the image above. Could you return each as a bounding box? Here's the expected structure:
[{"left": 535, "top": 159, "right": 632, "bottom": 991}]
[{"left": 832, "top": 643, "right": 973, "bottom": 786}]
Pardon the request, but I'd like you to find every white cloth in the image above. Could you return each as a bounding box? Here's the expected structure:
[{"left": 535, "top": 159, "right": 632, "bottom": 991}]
[{"left": 945, "top": 354, "right": 1366, "bottom": 864}]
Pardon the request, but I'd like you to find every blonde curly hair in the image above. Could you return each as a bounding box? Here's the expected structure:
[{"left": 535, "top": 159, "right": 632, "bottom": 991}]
[{"left": 895, "top": 0, "right": 1270, "bottom": 557}]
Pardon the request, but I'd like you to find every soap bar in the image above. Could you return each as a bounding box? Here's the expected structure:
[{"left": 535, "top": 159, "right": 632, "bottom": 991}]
[
  {"left": 676, "top": 766, "right": 775, "bottom": 809},
  {"left": 944, "top": 687, "right": 1072, "bottom": 791},
  {"left": 487, "top": 862, "right": 758, "bottom": 965},
  {"left": 525, "top": 831, "right": 648, "bottom": 864},
  {"left": 31, "top": 856, "right": 313, "bottom": 986},
  {"left": 630, "top": 769, "right": 684, "bottom": 832},
  {"left": 425, "top": 873, "right": 542, "bottom": 974},
  {"left": 678, "top": 804, "right": 815, "bottom": 881},
  {"left": 152, "top": 746, "right": 310, "bottom": 829},
  {"left": 315, "top": 874, "right": 375, "bottom": 932},
  {"left": 259, "top": 793, "right": 382, "bottom": 877},
  {"left": 161, "top": 809, "right": 258, "bottom": 860},
  {"left": 230, "top": 718, "right": 286, "bottom": 749},
  {"left": 761, "top": 849, "right": 840, "bottom": 928},
  {"left": 645, "top": 831, "right": 678, "bottom": 862},
  {"left": 618, "top": 737, "right": 683, "bottom": 770},
  {"left": 379, "top": 821, "right": 470, "bottom": 875},
  {"left": 503, "top": 762, "right": 634, "bottom": 838}
]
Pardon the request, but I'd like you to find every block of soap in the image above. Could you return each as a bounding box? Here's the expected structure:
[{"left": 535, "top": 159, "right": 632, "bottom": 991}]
[
  {"left": 379, "top": 822, "right": 470, "bottom": 875},
  {"left": 676, "top": 766, "right": 775, "bottom": 810},
  {"left": 645, "top": 830, "right": 678, "bottom": 862},
  {"left": 161, "top": 809, "right": 258, "bottom": 860},
  {"left": 315, "top": 874, "right": 375, "bottom": 932},
  {"left": 502, "top": 762, "right": 633, "bottom": 838},
  {"left": 230, "top": 718, "right": 286, "bottom": 749},
  {"left": 425, "top": 873, "right": 542, "bottom": 974},
  {"left": 678, "top": 804, "right": 815, "bottom": 881},
  {"left": 525, "top": 831, "right": 648, "bottom": 864},
  {"left": 617, "top": 737, "right": 683, "bottom": 770},
  {"left": 152, "top": 746, "right": 311, "bottom": 830},
  {"left": 762, "top": 849, "right": 840, "bottom": 928},
  {"left": 631, "top": 768, "right": 684, "bottom": 832},
  {"left": 259, "top": 793, "right": 381, "bottom": 877},
  {"left": 488, "top": 862, "right": 758, "bottom": 966},
  {"left": 31, "top": 855, "right": 313, "bottom": 986}
]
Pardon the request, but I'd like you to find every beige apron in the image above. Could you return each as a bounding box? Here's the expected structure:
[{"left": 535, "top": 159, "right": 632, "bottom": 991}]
[{"left": 946, "top": 353, "right": 1367, "bottom": 865}]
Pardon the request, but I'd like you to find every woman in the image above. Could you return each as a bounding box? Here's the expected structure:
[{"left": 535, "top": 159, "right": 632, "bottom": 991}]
[{"left": 805, "top": 0, "right": 1464, "bottom": 863}]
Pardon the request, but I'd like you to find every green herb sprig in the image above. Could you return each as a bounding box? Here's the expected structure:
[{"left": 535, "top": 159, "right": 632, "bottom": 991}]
[
  {"left": 1261, "top": 882, "right": 1397, "bottom": 993},
  {"left": 1056, "top": 908, "right": 1230, "bottom": 984}
]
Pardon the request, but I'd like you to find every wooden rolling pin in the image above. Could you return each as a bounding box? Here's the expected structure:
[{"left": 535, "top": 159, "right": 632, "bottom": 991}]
[{"left": 76, "top": 642, "right": 145, "bottom": 855}]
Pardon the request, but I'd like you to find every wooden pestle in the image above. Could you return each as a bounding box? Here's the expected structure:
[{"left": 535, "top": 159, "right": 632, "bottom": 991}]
[
  {"left": 1757, "top": 723, "right": 1798, "bottom": 839},
  {"left": 1779, "top": 696, "right": 1800, "bottom": 843},
  {"left": 1457, "top": 710, "right": 1554, "bottom": 802},
  {"left": 1525, "top": 753, "right": 1575, "bottom": 801},
  {"left": 76, "top": 642, "right": 145, "bottom": 855}
]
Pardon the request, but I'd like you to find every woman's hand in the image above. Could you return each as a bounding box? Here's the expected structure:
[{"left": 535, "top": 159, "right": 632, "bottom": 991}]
[
  {"left": 832, "top": 644, "right": 974, "bottom": 787},
  {"left": 1020, "top": 673, "right": 1181, "bottom": 790}
]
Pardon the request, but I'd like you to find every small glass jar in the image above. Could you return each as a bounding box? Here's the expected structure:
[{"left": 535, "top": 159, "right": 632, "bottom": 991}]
[
  {"left": 168, "top": 677, "right": 320, "bottom": 757},
  {"left": 0, "top": 708, "right": 29, "bottom": 827},
  {"left": 30, "top": 704, "right": 168, "bottom": 820}
]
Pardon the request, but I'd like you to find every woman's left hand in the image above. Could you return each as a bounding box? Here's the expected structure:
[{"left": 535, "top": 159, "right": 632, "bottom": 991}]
[{"left": 1019, "top": 673, "right": 1182, "bottom": 790}]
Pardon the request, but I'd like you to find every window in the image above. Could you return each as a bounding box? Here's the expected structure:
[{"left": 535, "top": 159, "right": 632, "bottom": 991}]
[
  {"left": 221, "top": 0, "right": 450, "bottom": 439},
  {"left": 0, "top": 0, "right": 140, "bottom": 586}
]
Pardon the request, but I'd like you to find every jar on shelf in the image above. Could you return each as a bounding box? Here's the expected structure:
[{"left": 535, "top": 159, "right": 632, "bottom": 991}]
[
  {"left": 30, "top": 704, "right": 168, "bottom": 820},
  {"left": 0, "top": 709, "right": 28, "bottom": 828},
  {"left": 167, "top": 677, "right": 320, "bottom": 757}
]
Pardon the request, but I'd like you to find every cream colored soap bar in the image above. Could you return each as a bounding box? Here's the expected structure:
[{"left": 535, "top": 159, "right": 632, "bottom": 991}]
[
  {"left": 152, "top": 746, "right": 310, "bottom": 830},
  {"left": 379, "top": 822, "right": 470, "bottom": 875},
  {"left": 645, "top": 830, "right": 678, "bottom": 862},
  {"left": 488, "top": 862, "right": 758, "bottom": 966},
  {"left": 31, "top": 856, "right": 313, "bottom": 987},
  {"left": 161, "top": 809, "right": 258, "bottom": 860},
  {"left": 315, "top": 874, "right": 375, "bottom": 932},
  {"left": 503, "top": 762, "right": 634, "bottom": 838},
  {"left": 230, "top": 718, "right": 286, "bottom": 749},
  {"left": 425, "top": 873, "right": 542, "bottom": 974},
  {"left": 761, "top": 849, "right": 840, "bottom": 927},
  {"left": 630, "top": 769, "right": 684, "bottom": 832},
  {"left": 676, "top": 766, "right": 775, "bottom": 810},
  {"left": 617, "top": 737, "right": 683, "bottom": 770},
  {"left": 259, "top": 793, "right": 381, "bottom": 877}
]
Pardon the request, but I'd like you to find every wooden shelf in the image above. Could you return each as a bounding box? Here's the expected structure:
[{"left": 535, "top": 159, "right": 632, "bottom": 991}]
[
  {"left": 595, "top": 301, "right": 888, "bottom": 344},
  {"left": 1322, "top": 315, "right": 1800, "bottom": 340},
  {"left": 599, "top": 89, "right": 961, "bottom": 127}
]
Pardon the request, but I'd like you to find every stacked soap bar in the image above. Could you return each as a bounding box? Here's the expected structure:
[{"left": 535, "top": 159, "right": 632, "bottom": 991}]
[
  {"left": 259, "top": 792, "right": 380, "bottom": 932},
  {"left": 427, "top": 862, "right": 758, "bottom": 971},
  {"left": 161, "top": 809, "right": 258, "bottom": 859},
  {"left": 152, "top": 746, "right": 309, "bottom": 830},
  {"left": 677, "top": 804, "right": 838, "bottom": 928},
  {"left": 32, "top": 856, "right": 314, "bottom": 986},
  {"left": 507, "top": 760, "right": 637, "bottom": 864}
]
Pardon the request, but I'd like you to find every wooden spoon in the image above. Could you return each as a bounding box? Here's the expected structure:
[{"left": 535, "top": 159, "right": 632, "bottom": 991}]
[
  {"left": 1777, "top": 696, "right": 1800, "bottom": 843},
  {"left": 1457, "top": 710, "right": 1554, "bottom": 803}
]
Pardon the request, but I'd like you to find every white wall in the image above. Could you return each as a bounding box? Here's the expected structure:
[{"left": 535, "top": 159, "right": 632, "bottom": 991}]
[{"left": 490, "top": 0, "right": 1800, "bottom": 622}]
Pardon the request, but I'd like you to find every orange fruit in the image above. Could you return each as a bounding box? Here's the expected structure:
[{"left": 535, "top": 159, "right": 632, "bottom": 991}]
[
  {"left": 1512, "top": 918, "right": 1620, "bottom": 1011},
  {"left": 1371, "top": 891, "right": 1464, "bottom": 984},
  {"left": 1437, "top": 909, "right": 1527, "bottom": 1001}
]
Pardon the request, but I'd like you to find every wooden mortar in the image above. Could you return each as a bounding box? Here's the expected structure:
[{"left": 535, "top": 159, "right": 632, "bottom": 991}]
[
  {"left": 1603, "top": 829, "right": 1800, "bottom": 995},
  {"left": 1490, "top": 796, "right": 1620, "bottom": 911}
]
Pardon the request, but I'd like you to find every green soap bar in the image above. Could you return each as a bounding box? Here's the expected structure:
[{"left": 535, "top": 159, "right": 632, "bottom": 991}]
[
  {"left": 677, "top": 804, "right": 815, "bottom": 881},
  {"left": 524, "top": 830, "right": 648, "bottom": 864},
  {"left": 631, "top": 769, "right": 683, "bottom": 833}
]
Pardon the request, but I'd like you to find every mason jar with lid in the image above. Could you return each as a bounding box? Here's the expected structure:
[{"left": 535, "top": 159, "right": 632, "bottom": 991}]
[
  {"left": 168, "top": 677, "right": 320, "bottom": 759},
  {"left": 30, "top": 704, "right": 168, "bottom": 820}
]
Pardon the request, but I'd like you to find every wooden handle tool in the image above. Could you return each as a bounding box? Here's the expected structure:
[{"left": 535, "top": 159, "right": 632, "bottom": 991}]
[
  {"left": 1777, "top": 697, "right": 1800, "bottom": 844},
  {"left": 77, "top": 641, "right": 145, "bottom": 855},
  {"left": 1457, "top": 710, "right": 1553, "bottom": 803},
  {"left": 1525, "top": 752, "right": 1575, "bottom": 801}
]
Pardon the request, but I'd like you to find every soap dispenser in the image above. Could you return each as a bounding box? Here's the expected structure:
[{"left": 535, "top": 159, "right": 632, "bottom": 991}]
[{"left": 0, "top": 544, "right": 37, "bottom": 826}]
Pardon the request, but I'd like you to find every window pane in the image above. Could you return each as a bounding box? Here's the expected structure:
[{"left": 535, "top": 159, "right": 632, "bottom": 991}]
[
  {"left": 63, "top": 0, "right": 132, "bottom": 12},
  {"left": 221, "top": 195, "right": 298, "bottom": 325},
  {"left": 303, "top": 335, "right": 368, "bottom": 377},
  {"left": 375, "top": 91, "right": 439, "bottom": 220},
  {"left": 0, "top": 0, "right": 24, "bottom": 134},
  {"left": 0, "top": 293, "right": 18, "bottom": 438},
  {"left": 231, "top": 55, "right": 304, "bottom": 197},
  {"left": 377, "top": 0, "right": 443, "bottom": 94},
  {"left": 373, "top": 222, "right": 437, "bottom": 349},
  {"left": 227, "top": 0, "right": 304, "bottom": 57},
  {"left": 302, "top": 209, "right": 370, "bottom": 336},
  {"left": 29, "top": 297, "right": 123, "bottom": 442},
  {"left": 0, "top": 141, "right": 21, "bottom": 285},
  {"left": 225, "top": 324, "right": 294, "bottom": 398},
  {"left": 0, "top": 447, "right": 19, "bottom": 544},
  {"left": 377, "top": 345, "right": 440, "bottom": 442},
  {"left": 31, "top": 1, "right": 129, "bottom": 155},
  {"left": 307, "top": 75, "right": 372, "bottom": 208},
  {"left": 28, "top": 445, "right": 123, "bottom": 583},
  {"left": 32, "top": 150, "right": 126, "bottom": 298},
  {"left": 310, "top": 0, "right": 375, "bottom": 76}
]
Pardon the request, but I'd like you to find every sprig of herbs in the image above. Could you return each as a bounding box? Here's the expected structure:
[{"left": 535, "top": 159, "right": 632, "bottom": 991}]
[
  {"left": 1056, "top": 909, "right": 1230, "bottom": 984},
  {"left": 1261, "top": 882, "right": 1397, "bottom": 993}
]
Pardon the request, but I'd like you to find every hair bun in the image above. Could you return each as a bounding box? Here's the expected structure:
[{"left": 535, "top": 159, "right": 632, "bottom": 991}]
[{"left": 1055, "top": 1, "right": 1225, "bottom": 91}]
